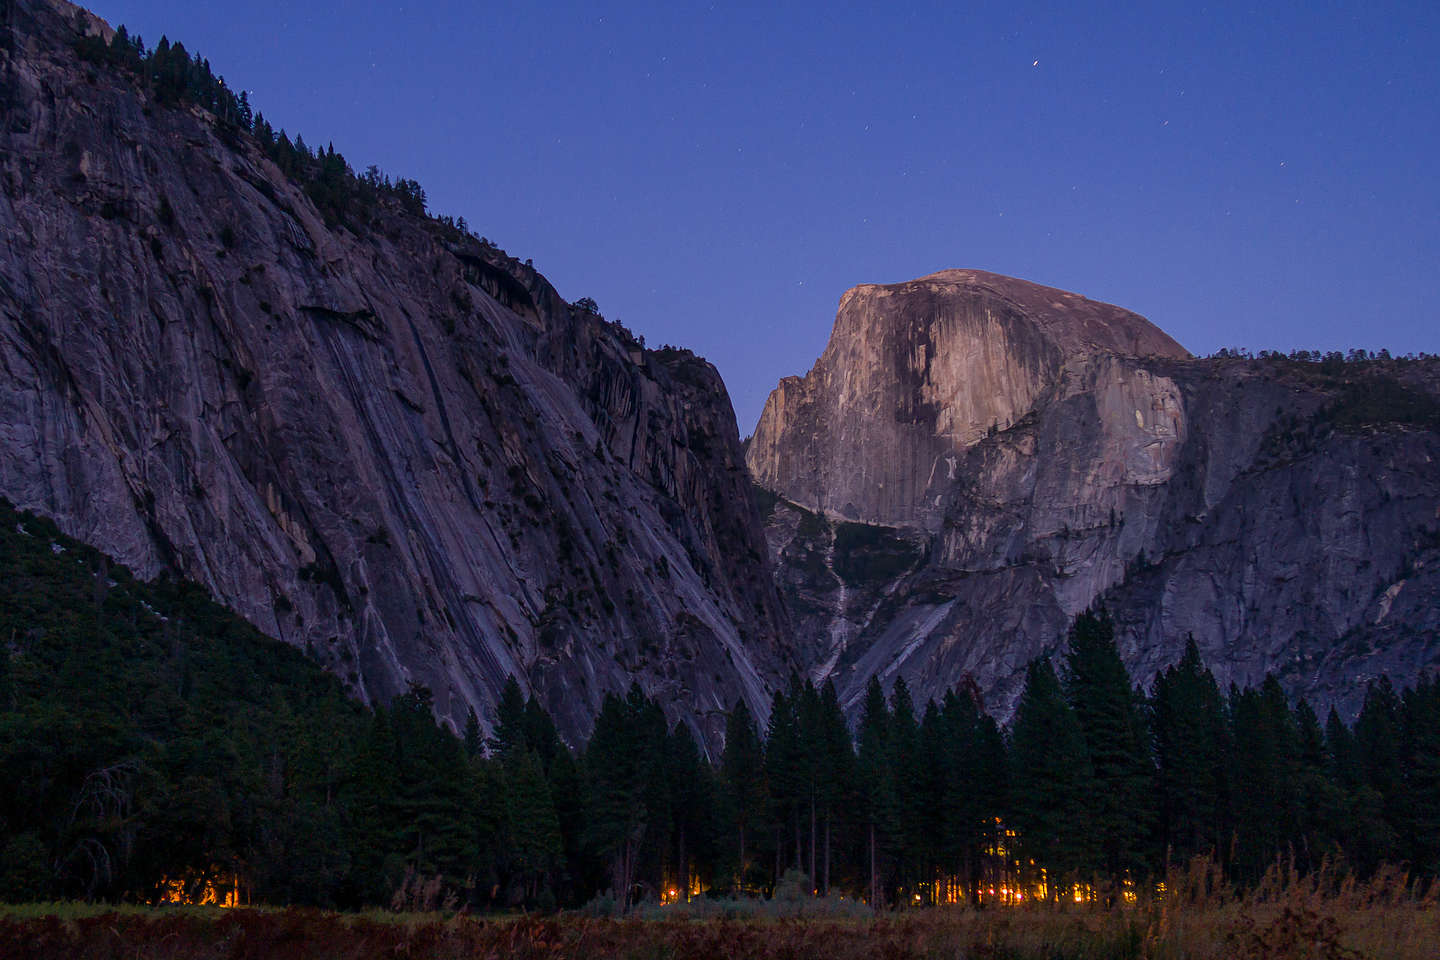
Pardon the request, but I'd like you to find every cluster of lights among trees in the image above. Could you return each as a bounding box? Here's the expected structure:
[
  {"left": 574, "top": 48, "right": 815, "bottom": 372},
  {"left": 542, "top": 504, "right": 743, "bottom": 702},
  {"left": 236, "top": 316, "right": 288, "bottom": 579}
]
[{"left": 2, "top": 502, "right": 1438, "bottom": 911}]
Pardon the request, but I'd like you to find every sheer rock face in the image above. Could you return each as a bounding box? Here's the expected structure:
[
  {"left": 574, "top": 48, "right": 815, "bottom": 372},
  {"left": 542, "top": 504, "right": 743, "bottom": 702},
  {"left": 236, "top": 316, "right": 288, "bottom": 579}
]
[
  {"left": 0, "top": 0, "right": 789, "bottom": 746},
  {"left": 754, "top": 269, "right": 1440, "bottom": 720},
  {"left": 747, "top": 270, "right": 1189, "bottom": 528}
]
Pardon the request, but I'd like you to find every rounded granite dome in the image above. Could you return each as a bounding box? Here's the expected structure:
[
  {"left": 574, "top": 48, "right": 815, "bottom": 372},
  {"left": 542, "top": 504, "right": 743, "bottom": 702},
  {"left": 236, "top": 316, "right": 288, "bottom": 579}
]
[{"left": 749, "top": 269, "right": 1191, "bottom": 527}]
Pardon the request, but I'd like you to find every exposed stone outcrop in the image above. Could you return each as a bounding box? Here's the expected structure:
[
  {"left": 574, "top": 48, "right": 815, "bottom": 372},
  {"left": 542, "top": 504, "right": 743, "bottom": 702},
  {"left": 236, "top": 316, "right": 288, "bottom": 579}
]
[
  {"left": 747, "top": 269, "right": 1189, "bottom": 528},
  {"left": 754, "top": 271, "right": 1440, "bottom": 719},
  {"left": 0, "top": 0, "right": 789, "bottom": 746}
]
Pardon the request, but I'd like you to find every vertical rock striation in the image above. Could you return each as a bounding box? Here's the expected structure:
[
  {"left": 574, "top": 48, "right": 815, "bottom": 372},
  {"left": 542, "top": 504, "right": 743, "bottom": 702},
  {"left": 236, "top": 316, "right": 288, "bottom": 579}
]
[
  {"left": 752, "top": 270, "right": 1440, "bottom": 719},
  {"left": 0, "top": 0, "right": 789, "bottom": 746},
  {"left": 747, "top": 269, "right": 1189, "bottom": 528}
]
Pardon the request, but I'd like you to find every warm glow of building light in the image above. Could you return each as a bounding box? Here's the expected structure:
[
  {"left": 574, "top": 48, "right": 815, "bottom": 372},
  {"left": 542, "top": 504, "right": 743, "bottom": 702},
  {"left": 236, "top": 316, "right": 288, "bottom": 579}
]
[{"left": 158, "top": 874, "right": 243, "bottom": 907}]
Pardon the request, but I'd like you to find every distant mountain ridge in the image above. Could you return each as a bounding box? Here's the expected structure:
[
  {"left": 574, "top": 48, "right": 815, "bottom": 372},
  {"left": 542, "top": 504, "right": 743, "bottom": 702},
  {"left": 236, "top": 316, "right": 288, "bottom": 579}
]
[{"left": 750, "top": 272, "right": 1440, "bottom": 718}]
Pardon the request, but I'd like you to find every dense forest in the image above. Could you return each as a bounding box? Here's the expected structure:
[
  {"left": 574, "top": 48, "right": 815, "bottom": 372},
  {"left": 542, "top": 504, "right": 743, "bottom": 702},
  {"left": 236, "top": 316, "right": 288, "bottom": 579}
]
[{"left": 2, "top": 498, "right": 1437, "bottom": 912}]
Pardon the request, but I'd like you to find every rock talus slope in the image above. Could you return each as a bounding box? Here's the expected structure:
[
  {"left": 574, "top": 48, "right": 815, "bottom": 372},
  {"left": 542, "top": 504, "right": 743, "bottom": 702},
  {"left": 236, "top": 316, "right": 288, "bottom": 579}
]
[
  {"left": 0, "top": 0, "right": 789, "bottom": 744},
  {"left": 751, "top": 271, "right": 1440, "bottom": 718}
]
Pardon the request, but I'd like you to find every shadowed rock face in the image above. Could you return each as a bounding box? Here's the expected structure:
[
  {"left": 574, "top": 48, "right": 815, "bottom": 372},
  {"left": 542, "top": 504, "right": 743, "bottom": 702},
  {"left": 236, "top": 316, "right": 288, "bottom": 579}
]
[
  {"left": 753, "top": 269, "right": 1440, "bottom": 720},
  {"left": 0, "top": 0, "right": 789, "bottom": 747},
  {"left": 747, "top": 270, "right": 1189, "bottom": 528}
]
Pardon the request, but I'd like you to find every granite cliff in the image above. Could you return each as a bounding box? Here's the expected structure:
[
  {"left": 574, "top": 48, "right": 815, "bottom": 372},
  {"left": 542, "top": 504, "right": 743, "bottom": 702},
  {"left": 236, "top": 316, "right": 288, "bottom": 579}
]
[
  {"left": 748, "top": 269, "right": 1189, "bottom": 528},
  {"left": 4, "top": 0, "right": 1435, "bottom": 745},
  {"left": 751, "top": 273, "right": 1440, "bottom": 719},
  {"left": 0, "top": 0, "right": 788, "bottom": 745}
]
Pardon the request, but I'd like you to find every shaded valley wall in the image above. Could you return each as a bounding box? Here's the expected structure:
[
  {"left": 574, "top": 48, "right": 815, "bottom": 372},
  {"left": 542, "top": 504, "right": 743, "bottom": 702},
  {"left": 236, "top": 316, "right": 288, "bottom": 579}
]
[{"left": 0, "top": 0, "right": 789, "bottom": 745}]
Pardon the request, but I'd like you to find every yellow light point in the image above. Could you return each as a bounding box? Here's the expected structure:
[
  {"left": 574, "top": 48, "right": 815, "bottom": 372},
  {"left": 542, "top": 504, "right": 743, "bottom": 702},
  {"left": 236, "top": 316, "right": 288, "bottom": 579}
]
[{"left": 158, "top": 874, "right": 242, "bottom": 907}]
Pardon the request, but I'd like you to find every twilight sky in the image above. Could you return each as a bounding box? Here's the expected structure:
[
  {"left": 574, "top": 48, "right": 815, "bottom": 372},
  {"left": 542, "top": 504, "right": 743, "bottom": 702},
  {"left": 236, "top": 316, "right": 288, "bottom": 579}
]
[{"left": 94, "top": 0, "right": 1440, "bottom": 434}]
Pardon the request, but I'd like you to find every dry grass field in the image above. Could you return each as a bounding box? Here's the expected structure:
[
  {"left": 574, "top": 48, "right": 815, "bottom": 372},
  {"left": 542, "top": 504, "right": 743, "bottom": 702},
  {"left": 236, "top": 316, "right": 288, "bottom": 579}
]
[{"left": 2, "top": 862, "right": 1435, "bottom": 959}]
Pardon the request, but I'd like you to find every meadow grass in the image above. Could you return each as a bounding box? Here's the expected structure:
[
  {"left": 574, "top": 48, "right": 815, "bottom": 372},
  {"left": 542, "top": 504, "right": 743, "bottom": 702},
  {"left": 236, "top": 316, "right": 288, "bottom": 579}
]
[{"left": 1, "top": 862, "right": 1435, "bottom": 959}]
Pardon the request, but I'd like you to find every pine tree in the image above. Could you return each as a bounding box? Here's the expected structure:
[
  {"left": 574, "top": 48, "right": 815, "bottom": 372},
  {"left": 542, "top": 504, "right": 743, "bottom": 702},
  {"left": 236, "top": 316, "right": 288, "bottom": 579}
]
[
  {"left": 1294, "top": 698, "right": 1346, "bottom": 870},
  {"left": 916, "top": 701, "right": 949, "bottom": 902},
  {"left": 813, "top": 680, "right": 853, "bottom": 896},
  {"left": 720, "top": 698, "right": 764, "bottom": 893},
  {"left": 463, "top": 707, "right": 483, "bottom": 759},
  {"left": 1009, "top": 656, "right": 1096, "bottom": 892},
  {"left": 1349, "top": 678, "right": 1404, "bottom": 871},
  {"left": 1401, "top": 677, "right": 1440, "bottom": 873},
  {"left": 856, "top": 676, "right": 896, "bottom": 909},
  {"left": 543, "top": 743, "right": 585, "bottom": 902},
  {"left": 584, "top": 692, "right": 642, "bottom": 908},
  {"left": 489, "top": 676, "right": 528, "bottom": 759},
  {"left": 888, "top": 677, "right": 923, "bottom": 897},
  {"left": 1356, "top": 678, "right": 1404, "bottom": 828},
  {"left": 523, "top": 694, "right": 563, "bottom": 769},
  {"left": 763, "top": 682, "right": 803, "bottom": 880},
  {"left": 583, "top": 684, "right": 666, "bottom": 911},
  {"left": 1325, "top": 707, "right": 1360, "bottom": 791},
  {"left": 1151, "top": 637, "right": 1228, "bottom": 868},
  {"left": 386, "top": 685, "right": 474, "bottom": 884},
  {"left": 501, "top": 749, "right": 562, "bottom": 904},
  {"left": 1064, "top": 609, "right": 1156, "bottom": 882},
  {"left": 939, "top": 685, "right": 1007, "bottom": 904},
  {"left": 794, "top": 679, "right": 825, "bottom": 892},
  {"left": 1325, "top": 690, "right": 1402, "bottom": 876},
  {"left": 665, "top": 722, "right": 715, "bottom": 901},
  {"left": 1228, "top": 677, "right": 1303, "bottom": 881}
]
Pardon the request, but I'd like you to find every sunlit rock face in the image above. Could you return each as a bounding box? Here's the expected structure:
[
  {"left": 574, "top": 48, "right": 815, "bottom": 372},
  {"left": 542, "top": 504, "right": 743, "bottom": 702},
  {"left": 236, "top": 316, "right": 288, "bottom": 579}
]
[
  {"left": 752, "top": 270, "right": 1440, "bottom": 720},
  {"left": 0, "top": 0, "right": 791, "bottom": 746},
  {"left": 747, "top": 269, "right": 1189, "bottom": 528}
]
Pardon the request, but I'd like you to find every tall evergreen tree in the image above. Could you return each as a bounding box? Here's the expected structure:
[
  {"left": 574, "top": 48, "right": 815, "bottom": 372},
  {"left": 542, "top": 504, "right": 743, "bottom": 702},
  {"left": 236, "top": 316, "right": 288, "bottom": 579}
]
[
  {"left": 856, "top": 676, "right": 896, "bottom": 909},
  {"left": 1228, "top": 677, "right": 1303, "bottom": 881},
  {"left": 1401, "top": 677, "right": 1440, "bottom": 873},
  {"left": 795, "top": 679, "right": 827, "bottom": 891},
  {"left": 523, "top": 695, "right": 563, "bottom": 769},
  {"left": 1355, "top": 678, "right": 1404, "bottom": 834},
  {"left": 1064, "top": 609, "right": 1156, "bottom": 882},
  {"left": 1293, "top": 698, "right": 1346, "bottom": 871},
  {"left": 583, "top": 685, "right": 665, "bottom": 911},
  {"left": 763, "top": 684, "right": 802, "bottom": 880},
  {"left": 664, "top": 722, "right": 714, "bottom": 901},
  {"left": 1325, "top": 707, "right": 1360, "bottom": 791},
  {"left": 812, "top": 680, "right": 853, "bottom": 896},
  {"left": 463, "top": 708, "right": 483, "bottom": 759},
  {"left": 719, "top": 698, "right": 764, "bottom": 893},
  {"left": 888, "top": 678, "right": 924, "bottom": 897},
  {"left": 489, "top": 676, "right": 528, "bottom": 759},
  {"left": 500, "top": 749, "right": 562, "bottom": 904},
  {"left": 938, "top": 685, "right": 1007, "bottom": 904},
  {"left": 1009, "top": 656, "right": 1096, "bottom": 893},
  {"left": 1151, "top": 637, "right": 1228, "bottom": 868}
]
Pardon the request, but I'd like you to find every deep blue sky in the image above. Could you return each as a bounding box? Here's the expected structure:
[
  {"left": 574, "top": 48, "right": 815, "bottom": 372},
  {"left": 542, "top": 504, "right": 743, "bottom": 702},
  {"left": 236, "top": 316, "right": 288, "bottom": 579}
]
[{"left": 93, "top": 1, "right": 1440, "bottom": 433}]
